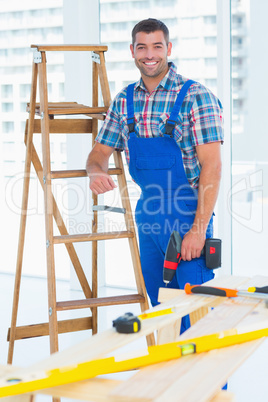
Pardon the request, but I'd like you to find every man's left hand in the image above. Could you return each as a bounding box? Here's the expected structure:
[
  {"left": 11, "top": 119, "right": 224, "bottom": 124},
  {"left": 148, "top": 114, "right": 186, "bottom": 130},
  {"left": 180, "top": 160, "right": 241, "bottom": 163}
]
[{"left": 181, "top": 229, "right": 206, "bottom": 261}]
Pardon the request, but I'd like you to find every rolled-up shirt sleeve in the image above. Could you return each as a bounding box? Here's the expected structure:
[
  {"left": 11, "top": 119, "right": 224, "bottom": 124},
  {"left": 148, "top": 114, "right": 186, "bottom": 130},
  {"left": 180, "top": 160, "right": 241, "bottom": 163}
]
[
  {"left": 95, "top": 96, "right": 125, "bottom": 151},
  {"left": 189, "top": 86, "right": 224, "bottom": 147}
]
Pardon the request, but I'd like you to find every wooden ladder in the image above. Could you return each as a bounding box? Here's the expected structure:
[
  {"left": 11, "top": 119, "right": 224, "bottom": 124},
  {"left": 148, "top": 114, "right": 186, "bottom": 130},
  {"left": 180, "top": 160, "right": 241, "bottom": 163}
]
[{"left": 7, "top": 44, "right": 154, "bottom": 365}]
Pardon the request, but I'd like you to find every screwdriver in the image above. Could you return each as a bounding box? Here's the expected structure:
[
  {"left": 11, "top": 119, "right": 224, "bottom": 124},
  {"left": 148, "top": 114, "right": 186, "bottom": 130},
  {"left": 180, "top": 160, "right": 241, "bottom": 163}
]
[{"left": 184, "top": 283, "right": 268, "bottom": 302}]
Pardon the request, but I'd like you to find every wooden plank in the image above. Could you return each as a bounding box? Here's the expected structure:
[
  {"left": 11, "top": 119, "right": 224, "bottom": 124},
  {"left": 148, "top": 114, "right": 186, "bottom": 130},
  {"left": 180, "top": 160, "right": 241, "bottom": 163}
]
[
  {"left": 91, "top": 58, "right": 99, "bottom": 336},
  {"left": 26, "top": 118, "right": 93, "bottom": 134},
  {"left": 50, "top": 167, "right": 122, "bottom": 179},
  {"left": 190, "top": 306, "right": 209, "bottom": 326},
  {"left": 110, "top": 276, "right": 268, "bottom": 402},
  {"left": 157, "top": 318, "right": 181, "bottom": 345},
  {"left": 26, "top": 104, "right": 107, "bottom": 116},
  {"left": 0, "top": 366, "right": 36, "bottom": 402},
  {"left": 7, "top": 60, "right": 39, "bottom": 365},
  {"left": 7, "top": 317, "right": 92, "bottom": 341},
  {"left": 45, "top": 106, "right": 107, "bottom": 115},
  {"left": 56, "top": 294, "right": 145, "bottom": 311},
  {"left": 4, "top": 277, "right": 246, "bottom": 377},
  {"left": 97, "top": 51, "right": 112, "bottom": 107},
  {"left": 85, "top": 113, "right": 106, "bottom": 121},
  {"left": 31, "top": 44, "right": 108, "bottom": 51},
  {"left": 110, "top": 302, "right": 266, "bottom": 402},
  {"left": 210, "top": 391, "right": 236, "bottom": 402},
  {"left": 41, "top": 378, "right": 121, "bottom": 401},
  {"left": 109, "top": 339, "right": 264, "bottom": 402},
  {"left": 53, "top": 230, "right": 134, "bottom": 244},
  {"left": 0, "top": 396, "right": 35, "bottom": 402},
  {"left": 158, "top": 275, "right": 251, "bottom": 304},
  {"left": 38, "top": 50, "right": 59, "bottom": 356},
  {"left": 40, "top": 380, "right": 235, "bottom": 402}
]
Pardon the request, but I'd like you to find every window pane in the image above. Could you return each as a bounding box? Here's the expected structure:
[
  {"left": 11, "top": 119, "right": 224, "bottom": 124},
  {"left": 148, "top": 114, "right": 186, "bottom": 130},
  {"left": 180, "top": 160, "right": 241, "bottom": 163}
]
[{"left": 231, "top": 0, "right": 267, "bottom": 276}]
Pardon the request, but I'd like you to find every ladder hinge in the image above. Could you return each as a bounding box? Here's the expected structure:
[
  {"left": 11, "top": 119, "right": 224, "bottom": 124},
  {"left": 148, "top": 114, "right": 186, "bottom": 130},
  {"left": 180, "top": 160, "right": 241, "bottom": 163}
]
[
  {"left": 46, "top": 240, "right": 50, "bottom": 248},
  {"left": 33, "top": 51, "right": 42, "bottom": 64},
  {"left": 43, "top": 176, "right": 46, "bottom": 184},
  {"left": 92, "top": 52, "right": 100, "bottom": 64}
]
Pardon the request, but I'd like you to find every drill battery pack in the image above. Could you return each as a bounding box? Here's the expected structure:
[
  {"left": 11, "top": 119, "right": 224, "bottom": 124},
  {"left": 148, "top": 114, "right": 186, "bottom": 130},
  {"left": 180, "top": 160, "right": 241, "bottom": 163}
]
[{"left": 204, "top": 238, "right": 222, "bottom": 269}]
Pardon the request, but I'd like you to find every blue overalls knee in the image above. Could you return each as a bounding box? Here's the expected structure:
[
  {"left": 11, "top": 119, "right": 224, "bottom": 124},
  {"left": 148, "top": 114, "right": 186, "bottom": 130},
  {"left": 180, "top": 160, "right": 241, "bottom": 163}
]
[{"left": 126, "top": 81, "right": 214, "bottom": 333}]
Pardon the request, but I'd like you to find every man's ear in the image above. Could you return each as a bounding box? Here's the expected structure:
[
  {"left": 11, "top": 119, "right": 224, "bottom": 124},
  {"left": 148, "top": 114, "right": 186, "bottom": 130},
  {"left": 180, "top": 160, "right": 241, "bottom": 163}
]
[
  {"left": 130, "top": 44, "right": 135, "bottom": 58},
  {"left": 167, "top": 42, "right": 172, "bottom": 57}
]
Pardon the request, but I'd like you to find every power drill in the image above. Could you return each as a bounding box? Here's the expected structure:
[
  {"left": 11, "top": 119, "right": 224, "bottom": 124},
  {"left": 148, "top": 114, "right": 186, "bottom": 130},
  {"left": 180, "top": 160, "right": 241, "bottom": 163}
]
[{"left": 163, "top": 231, "right": 222, "bottom": 285}]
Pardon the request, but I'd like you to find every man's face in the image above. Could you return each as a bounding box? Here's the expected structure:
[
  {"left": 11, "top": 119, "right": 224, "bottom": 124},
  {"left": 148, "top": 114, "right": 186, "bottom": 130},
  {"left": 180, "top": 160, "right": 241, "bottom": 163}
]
[{"left": 130, "top": 30, "right": 172, "bottom": 79}]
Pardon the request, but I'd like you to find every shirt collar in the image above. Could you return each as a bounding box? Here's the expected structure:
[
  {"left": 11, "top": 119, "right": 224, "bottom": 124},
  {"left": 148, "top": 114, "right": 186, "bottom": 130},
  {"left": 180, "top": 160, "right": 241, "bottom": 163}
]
[{"left": 135, "top": 62, "right": 177, "bottom": 92}]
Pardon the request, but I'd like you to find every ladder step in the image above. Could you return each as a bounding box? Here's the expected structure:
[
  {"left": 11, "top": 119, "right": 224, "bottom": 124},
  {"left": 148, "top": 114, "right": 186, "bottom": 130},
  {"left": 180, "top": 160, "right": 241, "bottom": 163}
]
[
  {"left": 7, "top": 317, "right": 92, "bottom": 341},
  {"left": 50, "top": 167, "right": 122, "bottom": 179},
  {"left": 56, "top": 294, "right": 145, "bottom": 311},
  {"left": 31, "top": 44, "right": 108, "bottom": 52},
  {"left": 27, "top": 102, "right": 108, "bottom": 116},
  {"left": 53, "top": 231, "right": 134, "bottom": 244}
]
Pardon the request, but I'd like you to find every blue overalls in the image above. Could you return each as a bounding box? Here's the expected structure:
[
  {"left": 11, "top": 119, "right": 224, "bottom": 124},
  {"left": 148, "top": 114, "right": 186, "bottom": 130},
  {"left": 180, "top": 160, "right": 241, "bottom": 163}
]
[{"left": 126, "top": 80, "right": 214, "bottom": 333}]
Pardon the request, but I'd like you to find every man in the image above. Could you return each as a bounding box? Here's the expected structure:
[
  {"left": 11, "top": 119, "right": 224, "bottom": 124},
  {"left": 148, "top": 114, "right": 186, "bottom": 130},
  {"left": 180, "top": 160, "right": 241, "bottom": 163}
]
[{"left": 86, "top": 19, "right": 223, "bottom": 332}]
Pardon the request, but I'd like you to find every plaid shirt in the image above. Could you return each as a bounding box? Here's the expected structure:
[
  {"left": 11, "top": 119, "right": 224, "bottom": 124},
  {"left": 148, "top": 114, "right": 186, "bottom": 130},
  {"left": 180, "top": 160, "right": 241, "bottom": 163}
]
[{"left": 96, "top": 62, "right": 224, "bottom": 188}]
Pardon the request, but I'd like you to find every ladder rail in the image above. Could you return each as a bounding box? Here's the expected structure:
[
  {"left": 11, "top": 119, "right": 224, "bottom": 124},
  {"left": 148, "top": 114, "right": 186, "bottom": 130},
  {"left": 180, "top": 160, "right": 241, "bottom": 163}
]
[{"left": 7, "top": 60, "right": 38, "bottom": 365}]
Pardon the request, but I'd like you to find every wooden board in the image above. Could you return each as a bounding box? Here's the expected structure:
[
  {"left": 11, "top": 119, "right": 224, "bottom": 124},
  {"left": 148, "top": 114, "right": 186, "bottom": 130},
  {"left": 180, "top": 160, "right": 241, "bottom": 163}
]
[
  {"left": 2, "top": 275, "right": 267, "bottom": 401},
  {"left": 110, "top": 275, "right": 268, "bottom": 402},
  {"left": 0, "top": 365, "right": 234, "bottom": 402}
]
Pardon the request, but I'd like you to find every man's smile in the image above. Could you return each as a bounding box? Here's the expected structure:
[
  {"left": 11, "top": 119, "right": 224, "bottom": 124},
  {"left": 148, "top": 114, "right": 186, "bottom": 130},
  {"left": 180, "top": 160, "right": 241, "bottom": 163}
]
[{"left": 143, "top": 61, "right": 158, "bottom": 66}]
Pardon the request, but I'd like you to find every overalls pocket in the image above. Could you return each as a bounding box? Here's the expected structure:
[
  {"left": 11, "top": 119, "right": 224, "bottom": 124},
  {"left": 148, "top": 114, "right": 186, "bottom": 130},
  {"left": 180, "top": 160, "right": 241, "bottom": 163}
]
[{"left": 135, "top": 153, "right": 176, "bottom": 192}]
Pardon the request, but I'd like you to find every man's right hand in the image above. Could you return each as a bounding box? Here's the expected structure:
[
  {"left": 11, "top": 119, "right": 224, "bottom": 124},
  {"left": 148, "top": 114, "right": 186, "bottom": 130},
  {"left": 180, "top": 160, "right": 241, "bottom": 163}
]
[
  {"left": 89, "top": 171, "right": 117, "bottom": 195},
  {"left": 86, "top": 143, "right": 116, "bottom": 195}
]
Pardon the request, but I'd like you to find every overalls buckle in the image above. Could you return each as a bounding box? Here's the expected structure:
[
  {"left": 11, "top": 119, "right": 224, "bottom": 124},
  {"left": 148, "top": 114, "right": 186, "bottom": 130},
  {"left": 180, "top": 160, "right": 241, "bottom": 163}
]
[
  {"left": 165, "top": 119, "right": 176, "bottom": 136},
  {"left": 127, "top": 117, "right": 135, "bottom": 133}
]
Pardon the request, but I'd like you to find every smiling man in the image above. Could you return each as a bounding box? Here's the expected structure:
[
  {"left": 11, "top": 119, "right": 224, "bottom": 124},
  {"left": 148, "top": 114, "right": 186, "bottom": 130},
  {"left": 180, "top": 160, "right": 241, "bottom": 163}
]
[{"left": 86, "top": 19, "right": 223, "bottom": 333}]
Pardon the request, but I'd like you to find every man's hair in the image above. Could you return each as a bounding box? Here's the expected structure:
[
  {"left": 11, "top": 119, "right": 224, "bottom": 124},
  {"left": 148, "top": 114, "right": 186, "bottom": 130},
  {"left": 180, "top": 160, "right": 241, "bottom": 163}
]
[{"left": 132, "top": 18, "right": 170, "bottom": 45}]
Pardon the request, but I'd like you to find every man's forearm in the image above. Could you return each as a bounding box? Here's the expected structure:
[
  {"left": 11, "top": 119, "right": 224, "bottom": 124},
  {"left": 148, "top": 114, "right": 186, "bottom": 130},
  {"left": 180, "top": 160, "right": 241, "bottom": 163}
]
[
  {"left": 193, "top": 161, "right": 222, "bottom": 235},
  {"left": 86, "top": 143, "right": 116, "bottom": 195},
  {"left": 181, "top": 150, "right": 222, "bottom": 261},
  {"left": 86, "top": 147, "right": 109, "bottom": 176}
]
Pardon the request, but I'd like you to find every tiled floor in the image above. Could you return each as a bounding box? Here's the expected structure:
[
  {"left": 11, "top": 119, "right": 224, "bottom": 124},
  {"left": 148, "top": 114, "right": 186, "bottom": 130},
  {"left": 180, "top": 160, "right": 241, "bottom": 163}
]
[{"left": 0, "top": 273, "right": 267, "bottom": 401}]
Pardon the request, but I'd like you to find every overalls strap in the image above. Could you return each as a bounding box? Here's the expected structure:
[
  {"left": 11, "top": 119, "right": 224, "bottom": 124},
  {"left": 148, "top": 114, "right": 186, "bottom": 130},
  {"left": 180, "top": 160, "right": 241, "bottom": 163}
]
[
  {"left": 126, "top": 83, "right": 135, "bottom": 133},
  {"left": 165, "top": 79, "right": 195, "bottom": 136},
  {"left": 126, "top": 79, "right": 195, "bottom": 136}
]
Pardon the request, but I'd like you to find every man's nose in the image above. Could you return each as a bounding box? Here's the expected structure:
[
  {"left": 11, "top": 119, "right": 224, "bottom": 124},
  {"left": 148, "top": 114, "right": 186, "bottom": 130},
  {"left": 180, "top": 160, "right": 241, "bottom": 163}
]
[{"left": 145, "top": 48, "right": 154, "bottom": 59}]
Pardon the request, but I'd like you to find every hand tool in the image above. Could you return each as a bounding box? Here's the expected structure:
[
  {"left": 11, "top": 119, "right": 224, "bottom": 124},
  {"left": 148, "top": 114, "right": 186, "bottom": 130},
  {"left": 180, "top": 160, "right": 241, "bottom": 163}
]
[
  {"left": 1, "top": 326, "right": 267, "bottom": 397},
  {"left": 184, "top": 283, "right": 268, "bottom": 303},
  {"left": 112, "top": 312, "right": 141, "bottom": 333},
  {"left": 92, "top": 205, "right": 126, "bottom": 214},
  {"left": 163, "top": 231, "right": 221, "bottom": 285},
  {"left": 113, "top": 306, "right": 181, "bottom": 334},
  {"left": 247, "top": 286, "right": 268, "bottom": 294}
]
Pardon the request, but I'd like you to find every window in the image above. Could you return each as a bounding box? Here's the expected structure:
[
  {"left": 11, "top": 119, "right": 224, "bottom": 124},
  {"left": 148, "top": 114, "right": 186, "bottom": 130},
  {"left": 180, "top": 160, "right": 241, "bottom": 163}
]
[
  {"left": 205, "top": 58, "right": 217, "bottom": 66},
  {"left": 204, "top": 16, "right": 216, "bottom": 24},
  {"left": 231, "top": 0, "right": 267, "bottom": 276},
  {"left": 2, "top": 121, "right": 14, "bottom": 133},
  {"left": 20, "top": 84, "right": 31, "bottom": 98},
  {"left": 2, "top": 103, "right": 13, "bottom": 113},
  {"left": 1, "top": 85, "right": 13, "bottom": 98},
  {"left": 205, "top": 36, "right": 217, "bottom": 46}
]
